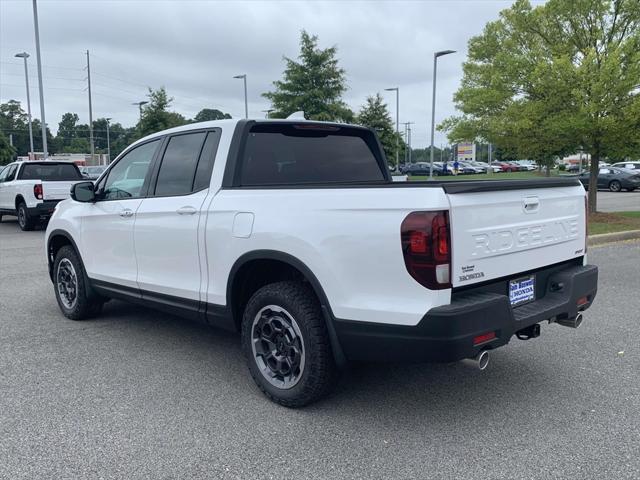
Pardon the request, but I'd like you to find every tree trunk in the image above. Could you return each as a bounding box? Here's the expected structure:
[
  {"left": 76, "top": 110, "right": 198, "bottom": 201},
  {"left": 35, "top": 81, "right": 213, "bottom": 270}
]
[{"left": 588, "top": 142, "right": 600, "bottom": 214}]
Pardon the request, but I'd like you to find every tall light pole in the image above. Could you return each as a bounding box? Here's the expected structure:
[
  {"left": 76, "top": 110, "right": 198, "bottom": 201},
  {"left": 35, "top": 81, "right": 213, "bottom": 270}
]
[
  {"left": 86, "top": 50, "right": 95, "bottom": 164},
  {"left": 385, "top": 87, "right": 399, "bottom": 170},
  {"left": 429, "top": 49, "right": 456, "bottom": 180},
  {"left": 132, "top": 101, "right": 148, "bottom": 122},
  {"left": 15, "top": 52, "right": 35, "bottom": 158},
  {"left": 31, "top": 0, "right": 47, "bottom": 159},
  {"left": 105, "top": 117, "right": 112, "bottom": 164},
  {"left": 234, "top": 74, "right": 248, "bottom": 118}
]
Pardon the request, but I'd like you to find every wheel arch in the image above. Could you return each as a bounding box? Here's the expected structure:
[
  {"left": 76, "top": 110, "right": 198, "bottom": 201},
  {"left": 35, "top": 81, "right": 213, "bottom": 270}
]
[
  {"left": 227, "top": 250, "right": 345, "bottom": 366},
  {"left": 14, "top": 194, "right": 25, "bottom": 211},
  {"left": 47, "top": 229, "right": 82, "bottom": 282}
]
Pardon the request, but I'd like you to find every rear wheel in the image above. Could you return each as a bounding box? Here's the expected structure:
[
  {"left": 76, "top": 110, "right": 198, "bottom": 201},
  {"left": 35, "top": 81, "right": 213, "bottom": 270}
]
[
  {"left": 241, "top": 281, "right": 337, "bottom": 407},
  {"left": 53, "top": 245, "right": 103, "bottom": 320},
  {"left": 609, "top": 180, "right": 622, "bottom": 192},
  {"left": 17, "top": 202, "right": 35, "bottom": 231}
]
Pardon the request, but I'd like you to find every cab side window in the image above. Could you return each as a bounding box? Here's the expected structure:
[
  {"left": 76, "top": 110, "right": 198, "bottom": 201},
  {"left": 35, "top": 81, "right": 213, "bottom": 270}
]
[
  {"left": 0, "top": 165, "right": 12, "bottom": 182},
  {"left": 101, "top": 140, "right": 160, "bottom": 200},
  {"left": 153, "top": 130, "right": 221, "bottom": 197},
  {"left": 3, "top": 164, "right": 18, "bottom": 182}
]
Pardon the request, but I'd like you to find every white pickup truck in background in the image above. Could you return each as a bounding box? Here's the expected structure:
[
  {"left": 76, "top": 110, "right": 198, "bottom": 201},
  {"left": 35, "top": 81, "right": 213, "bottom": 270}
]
[
  {"left": 0, "top": 161, "right": 84, "bottom": 230},
  {"left": 45, "top": 118, "right": 598, "bottom": 407}
]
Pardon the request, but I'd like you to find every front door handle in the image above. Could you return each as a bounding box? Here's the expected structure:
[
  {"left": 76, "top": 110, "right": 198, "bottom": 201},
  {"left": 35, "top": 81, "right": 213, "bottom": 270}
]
[
  {"left": 119, "top": 208, "right": 134, "bottom": 218},
  {"left": 176, "top": 206, "right": 197, "bottom": 215}
]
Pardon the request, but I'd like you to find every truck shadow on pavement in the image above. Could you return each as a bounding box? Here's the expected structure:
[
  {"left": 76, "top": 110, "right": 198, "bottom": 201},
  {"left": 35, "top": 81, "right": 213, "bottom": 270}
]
[{"left": 97, "top": 298, "right": 567, "bottom": 420}]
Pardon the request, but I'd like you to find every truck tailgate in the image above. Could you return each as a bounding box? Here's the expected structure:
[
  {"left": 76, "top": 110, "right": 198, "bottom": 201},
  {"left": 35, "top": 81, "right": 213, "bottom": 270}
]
[
  {"left": 42, "top": 181, "right": 77, "bottom": 201},
  {"left": 447, "top": 181, "right": 586, "bottom": 287}
]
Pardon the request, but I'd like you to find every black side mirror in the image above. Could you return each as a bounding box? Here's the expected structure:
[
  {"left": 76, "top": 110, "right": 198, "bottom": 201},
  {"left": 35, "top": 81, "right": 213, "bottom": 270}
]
[{"left": 71, "top": 181, "right": 96, "bottom": 203}]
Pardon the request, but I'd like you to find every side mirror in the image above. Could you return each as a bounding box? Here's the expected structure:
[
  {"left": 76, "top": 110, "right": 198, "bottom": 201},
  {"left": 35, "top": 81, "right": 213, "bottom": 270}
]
[{"left": 71, "top": 181, "right": 96, "bottom": 203}]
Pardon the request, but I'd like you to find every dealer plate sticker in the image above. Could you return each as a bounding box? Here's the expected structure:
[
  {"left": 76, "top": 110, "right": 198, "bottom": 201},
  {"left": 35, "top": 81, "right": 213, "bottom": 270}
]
[{"left": 509, "top": 276, "right": 535, "bottom": 306}]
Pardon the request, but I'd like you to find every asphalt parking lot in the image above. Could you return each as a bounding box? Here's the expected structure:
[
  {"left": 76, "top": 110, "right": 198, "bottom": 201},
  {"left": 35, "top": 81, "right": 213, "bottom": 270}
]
[
  {"left": 1, "top": 218, "right": 639, "bottom": 480},
  {"left": 597, "top": 190, "right": 640, "bottom": 212}
]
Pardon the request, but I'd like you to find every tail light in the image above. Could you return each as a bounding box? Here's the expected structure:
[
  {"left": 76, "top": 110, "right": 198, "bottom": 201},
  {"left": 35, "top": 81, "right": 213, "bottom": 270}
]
[
  {"left": 34, "top": 183, "right": 43, "bottom": 200},
  {"left": 401, "top": 210, "right": 451, "bottom": 290}
]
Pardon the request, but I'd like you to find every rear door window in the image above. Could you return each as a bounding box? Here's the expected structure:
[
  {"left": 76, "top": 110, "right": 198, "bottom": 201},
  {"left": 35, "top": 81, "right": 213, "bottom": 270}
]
[
  {"left": 239, "top": 123, "right": 386, "bottom": 186},
  {"left": 154, "top": 132, "right": 207, "bottom": 196},
  {"left": 19, "top": 163, "right": 82, "bottom": 181}
]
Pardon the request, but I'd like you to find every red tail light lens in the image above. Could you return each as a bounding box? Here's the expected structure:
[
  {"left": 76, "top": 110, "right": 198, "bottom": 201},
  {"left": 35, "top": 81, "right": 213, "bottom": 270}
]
[
  {"left": 34, "top": 184, "right": 43, "bottom": 200},
  {"left": 401, "top": 210, "right": 451, "bottom": 290}
]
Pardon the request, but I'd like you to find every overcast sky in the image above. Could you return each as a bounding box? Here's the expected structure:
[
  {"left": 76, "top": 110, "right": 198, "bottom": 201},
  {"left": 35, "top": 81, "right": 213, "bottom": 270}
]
[{"left": 1, "top": 0, "right": 531, "bottom": 147}]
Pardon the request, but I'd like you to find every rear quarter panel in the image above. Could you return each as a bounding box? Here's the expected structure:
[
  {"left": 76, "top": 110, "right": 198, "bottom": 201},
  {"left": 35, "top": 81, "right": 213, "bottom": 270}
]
[{"left": 205, "top": 187, "right": 451, "bottom": 326}]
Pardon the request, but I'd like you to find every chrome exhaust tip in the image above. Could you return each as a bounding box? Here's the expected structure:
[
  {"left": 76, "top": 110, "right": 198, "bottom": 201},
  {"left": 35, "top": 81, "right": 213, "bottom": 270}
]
[
  {"left": 556, "top": 312, "right": 583, "bottom": 329},
  {"left": 461, "top": 350, "right": 490, "bottom": 370}
]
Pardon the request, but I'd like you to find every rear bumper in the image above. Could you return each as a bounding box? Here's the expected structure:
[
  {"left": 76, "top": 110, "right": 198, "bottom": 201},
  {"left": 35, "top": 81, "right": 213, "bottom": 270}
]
[
  {"left": 27, "top": 200, "right": 60, "bottom": 220},
  {"left": 333, "top": 264, "right": 598, "bottom": 363}
]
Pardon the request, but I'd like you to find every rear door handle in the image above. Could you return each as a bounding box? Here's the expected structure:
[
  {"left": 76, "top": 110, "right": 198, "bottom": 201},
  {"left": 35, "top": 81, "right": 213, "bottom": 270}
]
[
  {"left": 119, "top": 209, "right": 134, "bottom": 218},
  {"left": 176, "top": 206, "right": 197, "bottom": 215}
]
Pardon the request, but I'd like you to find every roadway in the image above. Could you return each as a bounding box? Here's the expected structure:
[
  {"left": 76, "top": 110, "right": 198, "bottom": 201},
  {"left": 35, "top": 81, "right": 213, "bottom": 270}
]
[{"left": 0, "top": 219, "right": 638, "bottom": 479}]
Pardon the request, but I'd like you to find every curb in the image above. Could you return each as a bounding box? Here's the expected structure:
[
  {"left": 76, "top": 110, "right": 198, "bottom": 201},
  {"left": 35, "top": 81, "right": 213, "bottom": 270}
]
[{"left": 588, "top": 230, "right": 640, "bottom": 246}]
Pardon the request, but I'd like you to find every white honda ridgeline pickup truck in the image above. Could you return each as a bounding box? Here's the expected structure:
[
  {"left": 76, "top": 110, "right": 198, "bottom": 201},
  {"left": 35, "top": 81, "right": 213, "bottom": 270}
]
[{"left": 45, "top": 118, "right": 598, "bottom": 407}]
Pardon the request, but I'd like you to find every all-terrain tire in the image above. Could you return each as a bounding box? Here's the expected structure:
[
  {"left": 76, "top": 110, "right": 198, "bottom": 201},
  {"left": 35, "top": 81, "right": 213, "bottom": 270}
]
[
  {"left": 53, "top": 245, "right": 103, "bottom": 320},
  {"left": 241, "top": 281, "right": 337, "bottom": 407},
  {"left": 17, "top": 202, "right": 35, "bottom": 231}
]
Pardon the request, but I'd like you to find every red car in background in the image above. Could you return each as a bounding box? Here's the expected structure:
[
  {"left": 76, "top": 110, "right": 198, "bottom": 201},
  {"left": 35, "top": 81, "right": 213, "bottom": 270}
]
[{"left": 491, "top": 161, "right": 520, "bottom": 172}]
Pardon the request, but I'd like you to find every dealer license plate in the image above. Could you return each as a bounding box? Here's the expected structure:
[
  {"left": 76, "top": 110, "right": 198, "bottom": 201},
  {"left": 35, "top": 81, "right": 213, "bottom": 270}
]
[{"left": 509, "top": 275, "right": 535, "bottom": 306}]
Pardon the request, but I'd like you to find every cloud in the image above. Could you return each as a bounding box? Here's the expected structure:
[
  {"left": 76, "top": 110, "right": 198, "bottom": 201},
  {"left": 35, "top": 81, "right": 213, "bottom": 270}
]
[{"left": 0, "top": 0, "right": 510, "bottom": 147}]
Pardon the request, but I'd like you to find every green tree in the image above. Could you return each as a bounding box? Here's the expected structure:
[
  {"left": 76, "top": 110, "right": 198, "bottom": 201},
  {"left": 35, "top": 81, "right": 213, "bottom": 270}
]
[
  {"left": 194, "top": 108, "right": 232, "bottom": 122},
  {"left": 0, "top": 100, "right": 30, "bottom": 156},
  {"left": 440, "top": 0, "right": 640, "bottom": 211},
  {"left": 138, "top": 87, "right": 187, "bottom": 137},
  {"left": 55, "top": 112, "right": 80, "bottom": 150},
  {"left": 0, "top": 131, "right": 16, "bottom": 165},
  {"left": 263, "top": 30, "right": 353, "bottom": 122},
  {"left": 357, "top": 93, "right": 404, "bottom": 166}
]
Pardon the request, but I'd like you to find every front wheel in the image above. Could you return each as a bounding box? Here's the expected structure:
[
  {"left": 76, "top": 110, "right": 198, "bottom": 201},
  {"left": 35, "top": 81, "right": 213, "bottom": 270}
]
[
  {"left": 53, "top": 245, "right": 103, "bottom": 320},
  {"left": 241, "top": 281, "right": 337, "bottom": 407},
  {"left": 609, "top": 180, "right": 622, "bottom": 192},
  {"left": 17, "top": 202, "right": 35, "bottom": 231}
]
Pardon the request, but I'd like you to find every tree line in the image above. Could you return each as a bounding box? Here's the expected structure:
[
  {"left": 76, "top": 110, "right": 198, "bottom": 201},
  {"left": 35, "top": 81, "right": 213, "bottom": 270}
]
[{"left": 0, "top": 92, "right": 232, "bottom": 164}]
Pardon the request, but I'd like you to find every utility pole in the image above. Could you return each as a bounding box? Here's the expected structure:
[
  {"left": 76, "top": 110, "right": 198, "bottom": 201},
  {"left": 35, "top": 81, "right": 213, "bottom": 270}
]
[
  {"left": 402, "top": 122, "right": 410, "bottom": 165},
  {"left": 406, "top": 122, "right": 414, "bottom": 164},
  {"left": 15, "top": 53, "right": 35, "bottom": 157},
  {"left": 385, "top": 87, "right": 400, "bottom": 170},
  {"left": 234, "top": 74, "right": 248, "bottom": 118},
  {"left": 85, "top": 50, "right": 95, "bottom": 164},
  {"left": 31, "top": 0, "right": 47, "bottom": 159},
  {"left": 105, "top": 118, "right": 112, "bottom": 164},
  {"left": 429, "top": 49, "right": 456, "bottom": 180},
  {"left": 132, "top": 101, "right": 149, "bottom": 123}
]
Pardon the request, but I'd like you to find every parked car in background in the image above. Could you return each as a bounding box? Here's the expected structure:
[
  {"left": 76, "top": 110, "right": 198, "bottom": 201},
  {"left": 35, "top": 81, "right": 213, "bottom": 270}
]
[
  {"left": 45, "top": 117, "right": 597, "bottom": 407},
  {"left": 469, "top": 161, "right": 501, "bottom": 173},
  {"left": 514, "top": 161, "right": 537, "bottom": 171},
  {"left": 458, "top": 161, "right": 484, "bottom": 174},
  {"left": 612, "top": 161, "right": 640, "bottom": 172},
  {"left": 578, "top": 167, "right": 640, "bottom": 192},
  {"left": 491, "top": 161, "right": 518, "bottom": 172},
  {"left": 405, "top": 162, "right": 449, "bottom": 176},
  {"left": 80, "top": 165, "right": 108, "bottom": 180},
  {"left": 0, "top": 161, "right": 84, "bottom": 230}
]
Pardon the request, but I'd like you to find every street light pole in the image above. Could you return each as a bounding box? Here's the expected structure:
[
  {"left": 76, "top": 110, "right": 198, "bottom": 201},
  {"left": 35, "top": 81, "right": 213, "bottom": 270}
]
[
  {"left": 385, "top": 87, "right": 400, "bottom": 170},
  {"left": 132, "top": 101, "right": 148, "bottom": 122},
  {"left": 105, "top": 117, "right": 112, "bottom": 164},
  {"left": 429, "top": 49, "right": 456, "bottom": 180},
  {"left": 31, "top": 0, "right": 47, "bottom": 159},
  {"left": 86, "top": 50, "right": 95, "bottom": 165},
  {"left": 262, "top": 109, "right": 274, "bottom": 119},
  {"left": 15, "top": 52, "right": 34, "bottom": 158},
  {"left": 234, "top": 74, "right": 248, "bottom": 118}
]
